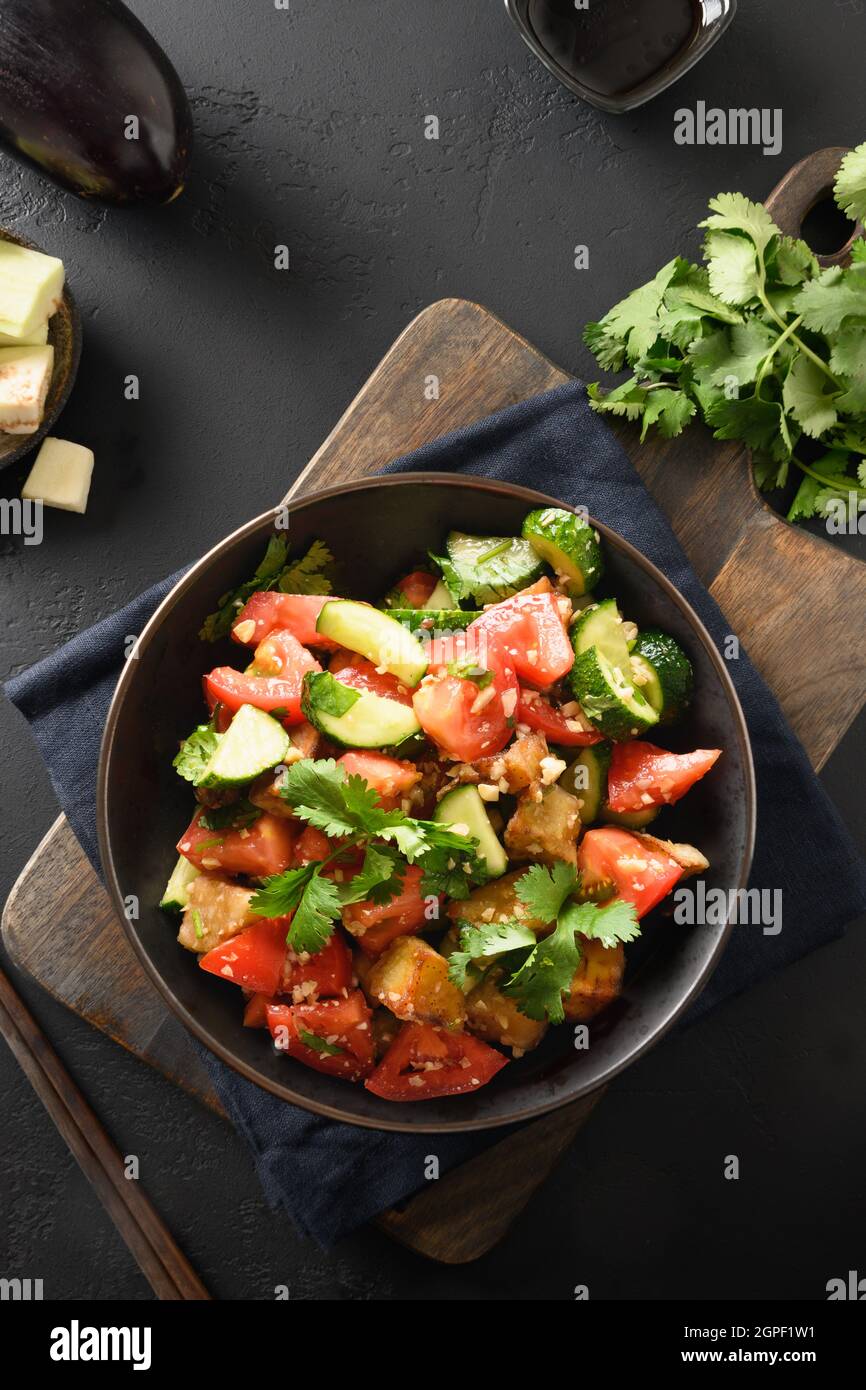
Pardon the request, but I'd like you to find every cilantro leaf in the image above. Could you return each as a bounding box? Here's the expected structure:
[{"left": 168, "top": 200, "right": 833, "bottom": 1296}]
[
  {"left": 173, "top": 724, "right": 220, "bottom": 784},
  {"left": 249, "top": 863, "right": 317, "bottom": 920},
  {"left": 559, "top": 898, "right": 641, "bottom": 949},
  {"left": 787, "top": 450, "right": 853, "bottom": 522},
  {"left": 690, "top": 319, "right": 778, "bottom": 389},
  {"left": 446, "top": 917, "right": 536, "bottom": 989},
  {"left": 699, "top": 191, "right": 778, "bottom": 253},
  {"left": 782, "top": 355, "right": 839, "bottom": 438},
  {"left": 639, "top": 387, "right": 696, "bottom": 440},
  {"left": 286, "top": 871, "right": 343, "bottom": 955},
  {"left": 794, "top": 265, "right": 866, "bottom": 335},
  {"left": 834, "top": 144, "right": 866, "bottom": 226},
  {"left": 501, "top": 917, "right": 582, "bottom": 1024},
  {"left": 339, "top": 845, "right": 403, "bottom": 906},
  {"left": 515, "top": 862, "right": 579, "bottom": 924},
  {"left": 702, "top": 230, "right": 762, "bottom": 306},
  {"left": 278, "top": 539, "right": 334, "bottom": 596},
  {"left": 281, "top": 758, "right": 360, "bottom": 837},
  {"left": 586, "top": 257, "right": 683, "bottom": 365},
  {"left": 304, "top": 670, "right": 361, "bottom": 719}
]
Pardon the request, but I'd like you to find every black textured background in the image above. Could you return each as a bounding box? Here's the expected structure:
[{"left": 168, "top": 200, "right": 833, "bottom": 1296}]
[{"left": 1, "top": 0, "right": 865, "bottom": 1301}]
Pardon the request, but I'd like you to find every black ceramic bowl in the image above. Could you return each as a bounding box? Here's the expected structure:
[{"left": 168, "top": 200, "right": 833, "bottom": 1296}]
[
  {"left": 98, "top": 475, "right": 755, "bottom": 1133},
  {"left": 0, "top": 226, "right": 81, "bottom": 471}
]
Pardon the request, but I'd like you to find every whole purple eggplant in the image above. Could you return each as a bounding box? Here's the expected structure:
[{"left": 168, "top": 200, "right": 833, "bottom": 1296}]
[{"left": 0, "top": 0, "right": 193, "bottom": 204}]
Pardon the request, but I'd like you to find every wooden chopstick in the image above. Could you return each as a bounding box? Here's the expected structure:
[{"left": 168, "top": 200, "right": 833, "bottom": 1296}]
[{"left": 0, "top": 965, "right": 210, "bottom": 1301}]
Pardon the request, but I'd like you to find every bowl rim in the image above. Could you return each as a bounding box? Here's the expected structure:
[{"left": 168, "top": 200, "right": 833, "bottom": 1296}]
[{"left": 97, "top": 472, "right": 756, "bottom": 1133}]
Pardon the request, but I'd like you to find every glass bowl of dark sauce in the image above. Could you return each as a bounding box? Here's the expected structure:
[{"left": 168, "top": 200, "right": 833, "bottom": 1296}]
[{"left": 505, "top": 0, "right": 737, "bottom": 113}]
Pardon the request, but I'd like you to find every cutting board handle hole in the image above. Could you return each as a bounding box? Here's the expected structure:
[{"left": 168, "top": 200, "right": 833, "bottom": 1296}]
[{"left": 799, "top": 193, "right": 858, "bottom": 259}]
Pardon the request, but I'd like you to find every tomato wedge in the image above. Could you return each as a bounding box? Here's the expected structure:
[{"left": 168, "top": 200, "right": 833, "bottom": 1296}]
[
  {"left": 266, "top": 991, "right": 374, "bottom": 1079},
  {"left": 470, "top": 591, "right": 573, "bottom": 688},
  {"left": 413, "top": 673, "right": 511, "bottom": 761},
  {"left": 517, "top": 689, "right": 604, "bottom": 746},
  {"left": 292, "top": 825, "right": 334, "bottom": 866},
  {"left": 342, "top": 864, "right": 431, "bottom": 957},
  {"left": 328, "top": 651, "right": 415, "bottom": 706},
  {"left": 232, "top": 592, "right": 340, "bottom": 649},
  {"left": 337, "top": 751, "right": 421, "bottom": 809},
  {"left": 205, "top": 631, "right": 320, "bottom": 723},
  {"left": 391, "top": 570, "right": 438, "bottom": 608},
  {"left": 606, "top": 742, "right": 722, "bottom": 813},
  {"left": 365, "top": 1022, "right": 508, "bottom": 1100},
  {"left": 578, "top": 826, "right": 683, "bottom": 919},
  {"left": 242, "top": 993, "right": 273, "bottom": 1028},
  {"left": 199, "top": 917, "right": 288, "bottom": 995},
  {"left": 281, "top": 931, "right": 353, "bottom": 999},
  {"left": 178, "top": 811, "right": 299, "bottom": 878}
]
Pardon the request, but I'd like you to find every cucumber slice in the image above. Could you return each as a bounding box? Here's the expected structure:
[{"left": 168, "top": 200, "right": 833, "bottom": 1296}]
[
  {"left": 316, "top": 599, "right": 427, "bottom": 687},
  {"left": 569, "top": 647, "right": 659, "bottom": 741},
  {"left": 560, "top": 743, "right": 611, "bottom": 824},
  {"left": 302, "top": 670, "right": 420, "bottom": 748},
  {"left": 630, "top": 629, "right": 693, "bottom": 724},
  {"left": 522, "top": 507, "right": 604, "bottom": 595},
  {"left": 421, "top": 579, "right": 456, "bottom": 609},
  {"left": 160, "top": 855, "right": 200, "bottom": 911},
  {"left": 434, "top": 785, "right": 508, "bottom": 878},
  {"left": 600, "top": 803, "right": 660, "bottom": 830},
  {"left": 440, "top": 530, "right": 545, "bottom": 605},
  {"left": 571, "top": 598, "right": 631, "bottom": 669},
  {"left": 386, "top": 608, "right": 481, "bottom": 634},
  {"left": 198, "top": 704, "right": 290, "bottom": 788}
]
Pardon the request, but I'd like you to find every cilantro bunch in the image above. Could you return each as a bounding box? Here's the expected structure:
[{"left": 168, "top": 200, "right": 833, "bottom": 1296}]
[
  {"left": 447, "top": 863, "right": 639, "bottom": 1023},
  {"left": 248, "top": 758, "right": 488, "bottom": 954},
  {"left": 584, "top": 144, "right": 866, "bottom": 524}
]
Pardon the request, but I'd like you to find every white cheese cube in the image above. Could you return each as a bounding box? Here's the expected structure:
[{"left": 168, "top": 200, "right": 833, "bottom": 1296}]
[
  {"left": 0, "top": 344, "right": 54, "bottom": 434},
  {"left": 0, "top": 320, "right": 49, "bottom": 347},
  {"left": 22, "top": 437, "right": 94, "bottom": 514},
  {"left": 0, "top": 242, "right": 65, "bottom": 339}
]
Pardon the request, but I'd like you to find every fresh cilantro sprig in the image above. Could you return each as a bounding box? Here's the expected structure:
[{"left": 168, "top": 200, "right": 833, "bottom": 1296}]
[
  {"left": 199, "top": 536, "right": 335, "bottom": 641},
  {"left": 447, "top": 864, "right": 640, "bottom": 1024},
  {"left": 173, "top": 723, "right": 220, "bottom": 784},
  {"left": 584, "top": 146, "right": 866, "bottom": 524},
  {"left": 249, "top": 759, "right": 487, "bottom": 953}
]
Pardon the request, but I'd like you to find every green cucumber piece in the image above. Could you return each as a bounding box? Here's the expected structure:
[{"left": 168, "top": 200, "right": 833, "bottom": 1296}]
[
  {"left": 302, "top": 671, "right": 420, "bottom": 748},
  {"left": 571, "top": 598, "right": 631, "bottom": 669},
  {"left": 434, "top": 785, "right": 508, "bottom": 878},
  {"left": 198, "top": 704, "right": 290, "bottom": 788},
  {"left": 600, "top": 803, "right": 660, "bottom": 830},
  {"left": 440, "top": 530, "right": 545, "bottom": 605},
  {"left": 160, "top": 855, "right": 200, "bottom": 911},
  {"left": 630, "top": 629, "right": 693, "bottom": 724},
  {"left": 386, "top": 607, "right": 481, "bottom": 634},
  {"left": 316, "top": 599, "right": 427, "bottom": 687},
  {"left": 422, "top": 578, "right": 456, "bottom": 609},
  {"left": 522, "top": 507, "right": 604, "bottom": 595},
  {"left": 569, "top": 647, "right": 659, "bottom": 741},
  {"left": 560, "top": 743, "right": 611, "bottom": 824}
]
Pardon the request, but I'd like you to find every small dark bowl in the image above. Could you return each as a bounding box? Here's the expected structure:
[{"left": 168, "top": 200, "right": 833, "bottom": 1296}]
[
  {"left": 505, "top": 0, "right": 737, "bottom": 114},
  {"left": 0, "top": 226, "right": 81, "bottom": 471},
  {"left": 98, "top": 476, "right": 755, "bottom": 1133}
]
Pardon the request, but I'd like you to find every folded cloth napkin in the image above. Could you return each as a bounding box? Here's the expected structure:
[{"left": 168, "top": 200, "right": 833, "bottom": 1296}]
[{"left": 7, "top": 380, "right": 866, "bottom": 1246}]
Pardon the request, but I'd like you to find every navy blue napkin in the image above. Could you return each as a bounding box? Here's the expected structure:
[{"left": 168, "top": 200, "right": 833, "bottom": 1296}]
[{"left": 7, "top": 380, "right": 866, "bottom": 1246}]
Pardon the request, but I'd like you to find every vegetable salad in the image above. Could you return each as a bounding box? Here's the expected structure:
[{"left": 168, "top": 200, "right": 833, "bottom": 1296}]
[{"left": 163, "top": 507, "right": 721, "bottom": 1102}]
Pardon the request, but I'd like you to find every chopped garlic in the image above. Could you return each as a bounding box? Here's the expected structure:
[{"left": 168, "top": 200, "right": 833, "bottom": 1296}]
[
  {"left": 21, "top": 436, "right": 94, "bottom": 514},
  {"left": 233, "top": 619, "right": 256, "bottom": 643},
  {"left": 477, "top": 782, "right": 500, "bottom": 801},
  {"left": 539, "top": 755, "right": 567, "bottom": 786}
]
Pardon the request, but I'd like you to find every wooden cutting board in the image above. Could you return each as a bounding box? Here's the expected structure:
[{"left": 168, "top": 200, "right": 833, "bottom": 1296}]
[{"left": 4, "top": 154, "right": 866, "bottom": 1267}]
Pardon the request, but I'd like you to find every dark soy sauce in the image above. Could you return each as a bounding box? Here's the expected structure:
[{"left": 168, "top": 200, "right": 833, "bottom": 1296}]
[{"left": 528, "top": 0, "right": 699, "bottom": 98}]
